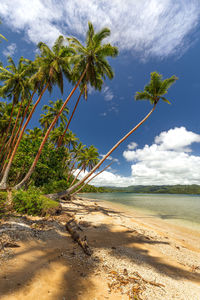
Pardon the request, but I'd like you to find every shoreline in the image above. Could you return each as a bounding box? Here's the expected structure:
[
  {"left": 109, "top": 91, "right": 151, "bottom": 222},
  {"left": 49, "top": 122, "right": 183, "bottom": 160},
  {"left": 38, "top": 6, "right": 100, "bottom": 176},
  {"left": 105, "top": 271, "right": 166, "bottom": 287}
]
[
  {"left": 0, "top": 195, "right": 200, "bottom": 299},
  {"left": 87, "top": 196, "right": 200, "bottom": 252}
]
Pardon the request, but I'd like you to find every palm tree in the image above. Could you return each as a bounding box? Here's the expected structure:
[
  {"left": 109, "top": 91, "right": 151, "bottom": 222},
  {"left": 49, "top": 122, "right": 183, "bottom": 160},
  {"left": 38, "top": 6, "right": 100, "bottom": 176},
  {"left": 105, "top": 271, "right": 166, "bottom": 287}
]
[
  {"left": 14, "top": 22, "right": 118, "bottom": 190},
  {"left": 71, "top": 161, "right": 113, "bottom": 196},
  {"left": 0, "top": 36, "right": 73, "bottom": 189},
  {"left": 0, "top": 56, "right": 32, "bottom": 153},
  {"left": 70, "top": 145, "right": 99, "bottom": 187},
  {"left": 49, "top": 123, "right": 66, "bottom": 146},
  {"left": 57, "top": 22, "right": 118, "bottom": 147},
  {"left": 40, "top": 99, "right": 69, "bottom": 132},
  {"left": 66, "top": 142, "right": 86, "bottom": 182},
  {"left": 49, "top": 72, "right": 177, "bottom": 199}
]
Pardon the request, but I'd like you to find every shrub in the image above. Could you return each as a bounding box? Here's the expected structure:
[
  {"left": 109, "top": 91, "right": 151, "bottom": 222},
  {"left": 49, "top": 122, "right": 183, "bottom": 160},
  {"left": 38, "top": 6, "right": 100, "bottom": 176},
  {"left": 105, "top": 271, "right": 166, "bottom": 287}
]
[
  {"left": 42, "top": 179, "right": 69, "bottom": 194},
  {"left": 40, "top": 196, "right": 62, "bottom": 216},
  {"left": 13, "top": 188, "right": 61, "bottom": 216},
  {"left": 0, "top": 191, "right": 7, "bottom": 217}
]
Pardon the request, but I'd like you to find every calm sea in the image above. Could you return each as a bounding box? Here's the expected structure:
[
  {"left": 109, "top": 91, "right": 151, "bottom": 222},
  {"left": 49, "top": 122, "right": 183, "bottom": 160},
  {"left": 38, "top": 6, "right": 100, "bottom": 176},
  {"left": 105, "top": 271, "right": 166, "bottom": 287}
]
[{"left": 81, "top": 193, "right": 200, "bottom": 231}]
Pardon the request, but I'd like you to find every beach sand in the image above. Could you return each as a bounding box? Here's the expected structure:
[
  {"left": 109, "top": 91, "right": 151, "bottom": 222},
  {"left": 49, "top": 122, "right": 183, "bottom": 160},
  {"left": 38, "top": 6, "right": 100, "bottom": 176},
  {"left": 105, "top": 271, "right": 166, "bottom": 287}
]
[{"left": 0, "top": 195, "right": 200, "bottom": 299}]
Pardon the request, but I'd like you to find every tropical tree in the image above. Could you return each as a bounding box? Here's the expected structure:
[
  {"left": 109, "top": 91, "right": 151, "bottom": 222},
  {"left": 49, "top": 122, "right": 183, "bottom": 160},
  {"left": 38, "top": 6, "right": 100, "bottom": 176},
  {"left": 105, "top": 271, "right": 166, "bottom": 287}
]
[
  {"left": 71, "top": 161, "right": 113, "bottom": 196},
  {"left": 0, "top": 36, "right": 73, "bottom": 189},
  {"left": 70, "top": 145, "right": 99, "bottom": 186},
  {"left": 0, "top": 56, "right": 32, "bottom": 152},
  {"left": 57, "top": 22, "right": 118, "bottom": 147},
  {"left": 40, "top": 99, "right": 69, "bottom": 132},
  {"left": 49, "top": 72, "right": 177, "bottom": 198},
  {"left": 14, "top": 22, "right": 118, "bottom": 190}
]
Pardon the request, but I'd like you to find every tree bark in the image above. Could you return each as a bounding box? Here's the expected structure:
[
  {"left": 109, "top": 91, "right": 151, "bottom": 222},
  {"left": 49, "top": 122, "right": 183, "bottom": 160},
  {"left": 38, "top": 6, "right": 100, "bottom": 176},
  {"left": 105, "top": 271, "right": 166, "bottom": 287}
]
[
  {"left": 0, "top": 85, "right": 48, "bottom": 190},
  {"left": 14, "top": 65, "right": 89, "bottom": 190},
  {"left": 0, "top": 91, "right": 36, "bottom": 177},
  {"left": 57, "top": 88, "right": 84, "bottom": 147},
  {"left": 0, "top": 99, "right": 15, "bottom": 154}
]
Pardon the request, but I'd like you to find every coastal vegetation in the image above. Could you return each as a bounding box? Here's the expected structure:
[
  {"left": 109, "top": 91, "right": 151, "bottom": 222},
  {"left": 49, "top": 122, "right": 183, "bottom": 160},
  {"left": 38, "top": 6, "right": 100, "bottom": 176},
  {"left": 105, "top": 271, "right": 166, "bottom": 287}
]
[
  {"left": 0, "top": 21, "right": 177, "bottom": 214},
  {"left": 104, "top": 185, "right": 200, "bottom": 195}
]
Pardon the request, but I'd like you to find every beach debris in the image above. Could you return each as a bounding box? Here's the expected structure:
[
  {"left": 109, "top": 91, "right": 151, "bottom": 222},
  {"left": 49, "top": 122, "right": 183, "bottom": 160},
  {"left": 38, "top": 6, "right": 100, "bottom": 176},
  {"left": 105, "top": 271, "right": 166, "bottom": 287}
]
[
  {"left": 107, "top": 268, "right": 165, "bottom": 299},
  {"left": 65, "top": 218, "right": 92, "bottom": 256}
]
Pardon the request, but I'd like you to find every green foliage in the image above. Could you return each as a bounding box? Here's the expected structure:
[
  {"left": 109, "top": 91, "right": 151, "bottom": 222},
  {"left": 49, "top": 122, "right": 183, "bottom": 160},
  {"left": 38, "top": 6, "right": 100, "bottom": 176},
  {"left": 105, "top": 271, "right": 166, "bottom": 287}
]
[
  {"left": 13, "top": 188, "right": 43, "bottom": 215},
  {"left": 135, "top": 72, "right": 177, "bottom": 105},
  {"left": 12, "top": 187, "right": 60, "bottom": 216},
  {"left": 42, "top": 179, "right": 69, "bottom": 194},
  {"left": 40, "top": 195, "right": 61, "bottom": 216},
  {"left": 108, "top": 185, "right": 200, "bottom": 195},
  {"left": 0, "top": 191, "right": 7, "bottom": 217}
]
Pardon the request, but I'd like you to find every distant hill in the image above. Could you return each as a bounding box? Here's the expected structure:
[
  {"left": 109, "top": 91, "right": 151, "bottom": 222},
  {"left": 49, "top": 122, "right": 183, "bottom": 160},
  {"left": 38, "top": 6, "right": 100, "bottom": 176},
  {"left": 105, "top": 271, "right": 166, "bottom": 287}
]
[{"left": 102, "top": 185, "right": 200, "bottom": 195}]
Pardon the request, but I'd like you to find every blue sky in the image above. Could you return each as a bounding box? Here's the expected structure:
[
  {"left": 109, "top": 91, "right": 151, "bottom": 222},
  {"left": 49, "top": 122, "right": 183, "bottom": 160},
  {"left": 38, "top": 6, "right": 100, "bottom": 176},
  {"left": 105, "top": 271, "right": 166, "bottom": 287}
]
[{"left": 1, "top": 0, "right": 200, "bottom": 186}]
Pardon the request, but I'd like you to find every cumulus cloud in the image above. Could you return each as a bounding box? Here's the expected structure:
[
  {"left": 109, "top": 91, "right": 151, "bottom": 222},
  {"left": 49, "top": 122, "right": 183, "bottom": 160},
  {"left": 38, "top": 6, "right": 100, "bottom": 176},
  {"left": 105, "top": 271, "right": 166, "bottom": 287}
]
[
  {"left": 3, "top": 43, "right": 17, "bottom": 57},
  {"left": 75, "top": 127, "right": 200, "bottom": 187},
  {"left": 0, "top": 0, "right": 200, "bottom": 58},
  {"left": 123, "top": 127, "right": 200, "bottom": 185},
  {"left": 127, "top": 142, "right": 138, "bottom": 150},
  {"left": 76, "top": 169, "right": 135, "bottom": 187}
]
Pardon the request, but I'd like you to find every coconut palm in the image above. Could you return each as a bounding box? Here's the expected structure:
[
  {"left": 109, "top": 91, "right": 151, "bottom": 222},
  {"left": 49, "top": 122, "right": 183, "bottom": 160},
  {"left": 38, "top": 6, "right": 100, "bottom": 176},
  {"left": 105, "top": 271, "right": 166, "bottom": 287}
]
[
  {"left": 71, "top": 161, "right": 113, "bottom": 196},
  {"left": 40, "top": 99, "right": 69, "bottom": 132},
  {"left": 14, "top": 22, "right": 118, "bottom": 190},
  {"left": 49, "top": 72, "right": 177, "bottom": 198},
  {"left": 70, "top": 145, "right": 99, "bottom": 187},
  {"left": 66, "top": 142, "right": 86, "bottom": 182},
  {"left": 0, "top": 36, "right": 73, "bottom": 189},
  {"left": 0, "top": 56, "right": 32, "bottom": 152},
  {"left": 57, "top": 22, "right": 118, "bottom": 147},
  {"left": 14, "top": 23, "right": 116, "bottom": 189}
]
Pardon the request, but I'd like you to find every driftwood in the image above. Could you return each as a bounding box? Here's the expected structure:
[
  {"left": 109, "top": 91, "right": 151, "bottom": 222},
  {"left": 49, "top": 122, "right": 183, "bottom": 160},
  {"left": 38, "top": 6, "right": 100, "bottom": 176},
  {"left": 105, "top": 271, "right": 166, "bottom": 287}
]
[{"left": 65, "top": 218, "right": 92, "bottom": 256}]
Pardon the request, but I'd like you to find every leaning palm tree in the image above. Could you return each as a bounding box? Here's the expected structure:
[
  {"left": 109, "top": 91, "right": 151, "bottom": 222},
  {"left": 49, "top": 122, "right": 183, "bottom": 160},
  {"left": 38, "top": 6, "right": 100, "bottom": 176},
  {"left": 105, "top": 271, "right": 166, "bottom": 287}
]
[
  {"left": 0, "top": 36, "right": 73, "bottom": 189},
  {"left": 70, "top": 145, "right": 99, "bottom": 187},
  {"left": 0, "top": 56, "right": 32, "bottom": 152},
  {"left": 57, "top": 22, "right": 118, "bottom": 147},
  {"left": 14, "top": 22, "right": 118, "bottom": 190},
  {"left": 40, "top": 99, "right": 69, "bottom": 132},
  {"left": 48, "top": 72, "right": 177, "bottom": 199}
]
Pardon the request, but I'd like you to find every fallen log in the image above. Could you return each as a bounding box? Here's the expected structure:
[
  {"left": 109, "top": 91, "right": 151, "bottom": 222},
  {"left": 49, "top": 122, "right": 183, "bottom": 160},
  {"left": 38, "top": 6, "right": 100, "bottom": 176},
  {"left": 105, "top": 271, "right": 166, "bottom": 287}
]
[{"left": 65, "top": 218, "right": 92, "bottom": 256}]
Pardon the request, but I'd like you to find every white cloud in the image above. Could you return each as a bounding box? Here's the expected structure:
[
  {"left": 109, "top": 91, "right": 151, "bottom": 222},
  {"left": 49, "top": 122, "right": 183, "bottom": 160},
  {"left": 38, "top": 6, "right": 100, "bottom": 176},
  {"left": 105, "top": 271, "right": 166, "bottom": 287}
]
[
  {"left": 0, "top": 0, "right": 199, "bottom": 58},
  {"left": 123, "top": 127, "right": 200, "bottom": 185},
  {"left": 75, "top": 127, "right": 200, "bottom": 187},
  {"left": 127, "top": 142, "right": 138, "bottom": 150},
  {"left": 102, "top": 86, "right": 114, "bottom": 101},
  {"left": 3, "top": 43, "right": 17, "bottom": 56}
]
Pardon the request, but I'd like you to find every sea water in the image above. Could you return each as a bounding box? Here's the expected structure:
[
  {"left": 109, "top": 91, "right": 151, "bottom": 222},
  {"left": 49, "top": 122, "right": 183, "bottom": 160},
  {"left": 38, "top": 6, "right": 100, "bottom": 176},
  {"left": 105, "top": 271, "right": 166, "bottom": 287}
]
[{"left": 81, "top": 193, "right": 200, "bottom": 231}]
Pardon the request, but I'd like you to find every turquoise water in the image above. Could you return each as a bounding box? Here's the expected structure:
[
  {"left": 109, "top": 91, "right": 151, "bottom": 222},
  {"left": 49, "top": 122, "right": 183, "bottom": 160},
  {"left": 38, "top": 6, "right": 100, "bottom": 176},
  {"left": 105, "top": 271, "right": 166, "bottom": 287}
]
[{"left": 81, "top": 193, "right": 200, "bottom": 231}]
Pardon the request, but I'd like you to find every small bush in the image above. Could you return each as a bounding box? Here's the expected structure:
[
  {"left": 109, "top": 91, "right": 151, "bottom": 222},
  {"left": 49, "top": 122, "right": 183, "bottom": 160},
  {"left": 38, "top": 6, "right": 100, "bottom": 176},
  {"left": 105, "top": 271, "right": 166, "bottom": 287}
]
[
  {"left": 40, "top": 196, "right": 62, "bottom": 216},
  {"left": 13, "top": 188, "right": 61, "bottom": 216},
  {"left": 0, "top": 191, "right": 7, "bottom": 217},
  {"left": 42, "top": 179, "right": 69, "bottom": 194}
]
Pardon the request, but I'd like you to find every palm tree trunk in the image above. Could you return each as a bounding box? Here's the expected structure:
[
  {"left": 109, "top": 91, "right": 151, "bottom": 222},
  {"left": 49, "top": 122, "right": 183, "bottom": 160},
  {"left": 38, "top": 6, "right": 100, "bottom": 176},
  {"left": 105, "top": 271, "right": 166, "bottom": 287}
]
[
  {"left": 0, "top": 98, "right": 24, "bottom": 164},
  {"left": 0, "top": 99, "right": 15, "bottom": 154},
  {"left": 66, "top": 160, "right": 76, "bottom": 183},
  {"left": 48, "top": 103, "right": 157, "bottom": 199},
  {"left": 69, "top": 167, "right": 84, "bottom": 187},
  {"left": 71, "top": 161, "right": 113, "bottom": 196},
  {"left": 57, "top": 88, "right": 84, "bottom": 147},
  {"left": 0, "top": 91, "right": 36, "bottom": 177},
  {"left": 14, "top": 65, "right": 89, "bottom": 190},
  {"left": 0, "top": 85, "right": 48, "bottom": 190}
]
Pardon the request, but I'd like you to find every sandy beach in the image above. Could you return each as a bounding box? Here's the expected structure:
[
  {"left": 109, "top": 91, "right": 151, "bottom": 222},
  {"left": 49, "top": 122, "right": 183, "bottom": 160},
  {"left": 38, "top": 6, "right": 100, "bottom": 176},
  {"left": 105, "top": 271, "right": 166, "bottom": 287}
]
[{"left": 0, "top": 195, "right": 200, "bottom": 299}]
